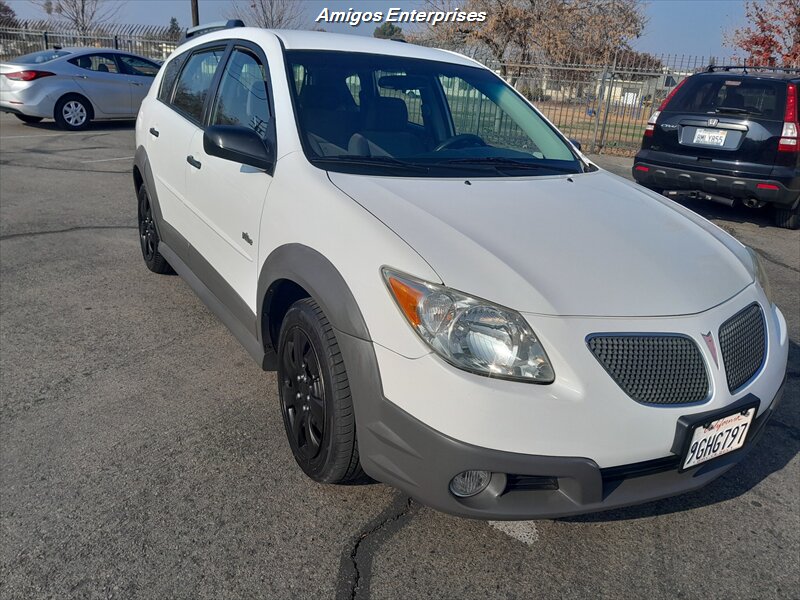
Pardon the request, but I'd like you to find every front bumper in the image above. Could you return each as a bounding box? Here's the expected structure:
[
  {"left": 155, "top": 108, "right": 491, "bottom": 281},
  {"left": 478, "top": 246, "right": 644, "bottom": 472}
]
[
  {"left": 355, "top": 377, "right": 784, "bottom": 519},
  {"left": 337, "top": 291, "right": 788, "bottom": 519},
  {"left": 632, "top": 160, "right": 799, "bottom": 208}
]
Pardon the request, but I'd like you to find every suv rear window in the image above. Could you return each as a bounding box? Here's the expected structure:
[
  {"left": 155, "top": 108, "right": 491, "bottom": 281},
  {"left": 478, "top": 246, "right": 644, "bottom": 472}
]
[{"left": 669, "top": 76, "right": 787, "bottom": 120}]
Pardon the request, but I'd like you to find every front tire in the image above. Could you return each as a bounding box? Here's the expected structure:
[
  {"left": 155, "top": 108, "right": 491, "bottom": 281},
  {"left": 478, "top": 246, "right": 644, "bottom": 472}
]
[
  {"left": 15, "top": 114, "right": 43, "bottom": 124},
  {"left": 137, "top": 184, "right": 173, "bottom": 274},
  {"left": 277, "top": 298, "right": 365, "bottom": 484},
  {"left": 54, "top": 94, "right": 91, "bottom": 130}
]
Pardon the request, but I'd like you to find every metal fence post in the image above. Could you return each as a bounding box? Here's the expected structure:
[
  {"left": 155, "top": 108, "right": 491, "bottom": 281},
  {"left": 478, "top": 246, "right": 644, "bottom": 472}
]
[
  {"left": 114, "top": 35, "right": 119, "bottom": 49},
  {"left": 590, "top": 67, "right": 608, "bottom": 153},
  {"left": 42, "top": 31, "right": 48, "bottom": 50}
]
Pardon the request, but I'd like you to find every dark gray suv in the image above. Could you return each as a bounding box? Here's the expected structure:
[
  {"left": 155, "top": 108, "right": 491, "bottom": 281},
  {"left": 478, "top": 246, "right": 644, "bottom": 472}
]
[{"left": 633, "top": 67, "right": 800, "bottom": 229}]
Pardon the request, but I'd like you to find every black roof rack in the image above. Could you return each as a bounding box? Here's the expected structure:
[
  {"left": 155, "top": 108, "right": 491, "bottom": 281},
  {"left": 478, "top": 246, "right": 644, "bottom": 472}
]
[
  {"left": 705, "top": 64, "right": 800, "bottom": 74},
  {"left": 180, "top": 19, "right": 245, "bottom": 45}
]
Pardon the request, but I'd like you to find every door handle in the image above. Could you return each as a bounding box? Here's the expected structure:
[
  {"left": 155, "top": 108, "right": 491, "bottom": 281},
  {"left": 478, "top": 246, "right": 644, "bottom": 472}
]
[
  {"left": 149, "top": 127, "right": 159, "bottom": 137},
  {"left": 131, "top": 82, "right": 144, "bottom": 86},
  {"left": 186, "top": 155, "right": 202, "bottom": 169}
]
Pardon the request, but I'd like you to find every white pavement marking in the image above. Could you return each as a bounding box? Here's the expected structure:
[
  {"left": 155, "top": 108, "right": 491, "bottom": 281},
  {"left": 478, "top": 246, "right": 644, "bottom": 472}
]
[
  {"left": 489, "top": 521, "right": 539, "bottom": 546},
  {"left": 85, "top": 156, "right": 134, "bottom": 163}
]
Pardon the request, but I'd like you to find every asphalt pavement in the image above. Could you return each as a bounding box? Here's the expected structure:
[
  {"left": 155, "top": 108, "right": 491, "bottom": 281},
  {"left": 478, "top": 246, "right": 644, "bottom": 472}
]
[{"left": 1, "top": 113, "right": 798, "bottom": 599}]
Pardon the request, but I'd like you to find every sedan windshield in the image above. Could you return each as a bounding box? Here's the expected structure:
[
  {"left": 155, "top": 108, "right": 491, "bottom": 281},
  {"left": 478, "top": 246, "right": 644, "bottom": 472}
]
[{"left": 285, "top": 50, "right": 585, "bottom": 177}]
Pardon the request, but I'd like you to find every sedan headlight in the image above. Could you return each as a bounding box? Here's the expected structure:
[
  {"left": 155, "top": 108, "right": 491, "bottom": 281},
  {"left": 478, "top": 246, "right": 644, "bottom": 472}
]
[
  {"left": 382, "top": 268, "right": 554, "bottom": 383},
  {"left": 745, "top": 246, "right": 774, "bottom": 305}
]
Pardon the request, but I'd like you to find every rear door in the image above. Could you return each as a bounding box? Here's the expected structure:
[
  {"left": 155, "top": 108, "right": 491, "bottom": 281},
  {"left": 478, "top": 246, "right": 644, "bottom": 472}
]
[
  {"left": 68, "top": 53, "right": 131, "bottom": 115},
  {"left": 653, "top": 75, "right": 786, "bottom": 175}
]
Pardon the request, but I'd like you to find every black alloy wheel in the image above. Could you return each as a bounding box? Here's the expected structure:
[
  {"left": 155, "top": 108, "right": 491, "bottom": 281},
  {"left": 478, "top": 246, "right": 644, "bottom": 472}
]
[
  {"left": 277, "top": 298, "right": 365, "bottom": 483},
  {"left": 137, "top": 185, "right": 173, "bottom": 274},
  {"left": 281, "top": 326, "right": 326, "bottom": 461}
]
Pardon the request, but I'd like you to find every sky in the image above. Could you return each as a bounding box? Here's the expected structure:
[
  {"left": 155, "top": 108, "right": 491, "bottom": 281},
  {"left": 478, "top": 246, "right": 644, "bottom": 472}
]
[{"left": 6, "top": 0, "right": 749, "bottom": 58}]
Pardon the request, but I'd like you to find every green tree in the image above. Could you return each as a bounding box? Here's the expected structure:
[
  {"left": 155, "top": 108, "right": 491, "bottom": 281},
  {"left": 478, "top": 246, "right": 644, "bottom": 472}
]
[
  {"left": 374, "top": 22, "right": 404, "bottom": 40},
  {"left": 167, "top": 16, "right": 182, "bottom": 40}
]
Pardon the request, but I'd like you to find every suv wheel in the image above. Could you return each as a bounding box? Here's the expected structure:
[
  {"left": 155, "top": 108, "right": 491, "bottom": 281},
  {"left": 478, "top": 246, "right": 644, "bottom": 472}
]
[
  {"left": 54, "top": 95, "right": 91, "bottom": 130},
  {"left": 137, "top": 184, "right": 173, "bottom": 274},
  {"left": 277, "top": 298, "right": 365, "bottom": 484},
  {"left": 773, "top": 202, "right": 800, "bottom": 230}
]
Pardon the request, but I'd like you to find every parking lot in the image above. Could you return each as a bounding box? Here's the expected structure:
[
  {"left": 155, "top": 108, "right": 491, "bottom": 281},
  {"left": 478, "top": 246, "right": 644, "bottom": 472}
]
[{"left": 0, "top": 112, "right": 798, "bottom": 599}]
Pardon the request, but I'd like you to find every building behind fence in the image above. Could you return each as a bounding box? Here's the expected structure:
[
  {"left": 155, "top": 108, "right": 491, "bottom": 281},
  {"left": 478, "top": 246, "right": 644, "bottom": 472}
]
[{"left": 0, "top": 19, "right": 761, "bottom": 156}]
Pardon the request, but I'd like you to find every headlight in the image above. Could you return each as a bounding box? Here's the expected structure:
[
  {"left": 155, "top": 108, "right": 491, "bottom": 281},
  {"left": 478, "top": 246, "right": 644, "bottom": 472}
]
[
  {"left": 382, "top": 268, "right": 554, "bottom": 383},
  {"left": 746, "top": 246, "right": 774, "bottom": 305}
]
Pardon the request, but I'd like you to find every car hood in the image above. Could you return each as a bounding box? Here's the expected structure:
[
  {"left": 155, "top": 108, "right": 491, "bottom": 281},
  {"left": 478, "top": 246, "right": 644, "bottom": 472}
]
[{"left": 328, "top": 169, "right": 753, "bottom": 317}]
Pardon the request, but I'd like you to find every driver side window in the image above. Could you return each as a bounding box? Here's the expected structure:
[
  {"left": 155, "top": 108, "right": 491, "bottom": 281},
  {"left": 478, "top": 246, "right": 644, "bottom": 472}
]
[{"left": 210, "top": 48, "right": 271, "bottom": 139}]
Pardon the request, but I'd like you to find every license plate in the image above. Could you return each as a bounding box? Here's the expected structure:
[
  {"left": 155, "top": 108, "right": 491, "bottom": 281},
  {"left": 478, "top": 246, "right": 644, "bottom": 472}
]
[
  {"left": 693, "top": 128, "right": 727, "bottom": 146},
  {"left": 682, "top": 407, "right": 755, "bottom": 470}
]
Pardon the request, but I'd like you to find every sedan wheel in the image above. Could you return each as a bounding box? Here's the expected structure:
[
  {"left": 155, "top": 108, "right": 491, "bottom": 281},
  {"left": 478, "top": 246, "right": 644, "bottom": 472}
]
[{"left": 54, "top": 95, "right": 91, "bottom": 130}]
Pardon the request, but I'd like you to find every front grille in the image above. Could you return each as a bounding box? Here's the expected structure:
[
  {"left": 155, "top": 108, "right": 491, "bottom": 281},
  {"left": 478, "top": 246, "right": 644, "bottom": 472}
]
[
  {"left": 719, "top": 303, "right": 766, "bottom": 392},
  {"left": 587, "top": 335, "right": 709, "bottom": 405}
]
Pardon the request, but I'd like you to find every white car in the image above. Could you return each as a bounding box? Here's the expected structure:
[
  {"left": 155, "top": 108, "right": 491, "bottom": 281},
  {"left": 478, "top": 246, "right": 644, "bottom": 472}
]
[
  {"left": 0, "top": 47, "right": 160, "bottom": 130},
  {"left": 133, "top": 24, "right": 788, "bottom": 519}
]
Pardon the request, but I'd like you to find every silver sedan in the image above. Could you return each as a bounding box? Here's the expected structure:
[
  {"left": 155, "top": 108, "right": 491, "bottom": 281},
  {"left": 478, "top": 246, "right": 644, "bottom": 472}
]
[{"left": 0, "top": 47, "right": 161, "bottom": 130}]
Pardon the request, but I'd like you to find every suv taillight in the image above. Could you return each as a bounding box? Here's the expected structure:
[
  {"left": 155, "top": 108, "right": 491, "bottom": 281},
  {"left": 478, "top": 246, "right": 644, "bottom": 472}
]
[
  {"left": 4, "top": 70, "right": 55, "bottom": 81},
  {"left": 778, "top": 82, "right": 798, "bottom": 153},
  {"left": 644, "top": 77, "right": 688, "bottom": 138}
]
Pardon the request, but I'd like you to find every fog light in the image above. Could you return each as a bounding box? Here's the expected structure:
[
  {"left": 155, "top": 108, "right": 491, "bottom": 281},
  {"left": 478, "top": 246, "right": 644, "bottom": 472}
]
[{"left": 449, "top": 470, "right": 491, "bottom": 497}]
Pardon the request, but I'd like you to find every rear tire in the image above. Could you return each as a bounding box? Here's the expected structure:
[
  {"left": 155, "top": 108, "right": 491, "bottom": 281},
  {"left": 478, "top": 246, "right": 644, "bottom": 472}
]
[
  {"left": 773, "top": 202, "right": 800, "bottom": 230},
  {"left": 54, "top": 94, "right": 91, "bottom": 130},
  {"left": 277, "top": 298, "right": 365, "bottom": 484},
  {"left": 137, "top": 184, "right": 173, "bottom": 274},
  {"left": 15, "top": 114, "right": 43, "bottom": 124}
]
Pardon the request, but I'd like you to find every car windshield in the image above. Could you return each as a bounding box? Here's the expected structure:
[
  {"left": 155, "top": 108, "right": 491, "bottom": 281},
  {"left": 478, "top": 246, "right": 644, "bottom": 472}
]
[
  {"left": 285, "top": 50, "right": 584, "bottom": 177},
  {"left": 13, "top": 49, "right": 72, "bottom": 64}
]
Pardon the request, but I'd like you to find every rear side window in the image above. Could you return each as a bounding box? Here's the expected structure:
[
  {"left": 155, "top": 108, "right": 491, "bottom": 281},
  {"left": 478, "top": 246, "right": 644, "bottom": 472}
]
[
  {"left": 158, "top": 52, "right": 188, "bottom": 102},
  {"left": 171, "top": 47, "right": 225, "bottom": 123},
  {"left": 69, "top": 54, "right": 119, "bottom": 74},
  {"left": 669, "top": 76, "right": 787, "bottom": 120}
]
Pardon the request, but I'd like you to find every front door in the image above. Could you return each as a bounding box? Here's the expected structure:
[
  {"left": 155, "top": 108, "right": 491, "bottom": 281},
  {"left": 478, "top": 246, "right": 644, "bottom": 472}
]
[
  {"left": 184, "top": 45, "right": 274, "bottom": 314},
  {"left": 117, "top": 54, "right": 161, "bottom": 115}
]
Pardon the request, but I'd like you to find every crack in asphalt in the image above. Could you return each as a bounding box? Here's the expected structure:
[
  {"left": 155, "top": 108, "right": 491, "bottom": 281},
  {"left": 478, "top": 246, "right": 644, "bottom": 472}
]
[
  {"left": 0, "top": 225, "right": 136, "bottom": 241},
  {"left": 336, "top": 494, "right": 416, "bottom": 600}
]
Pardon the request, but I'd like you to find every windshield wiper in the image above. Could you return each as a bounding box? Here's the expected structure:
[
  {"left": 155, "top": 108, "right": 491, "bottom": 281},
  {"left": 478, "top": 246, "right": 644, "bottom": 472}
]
[
  {"left": 440, "top": 157, "right": 578, "bottom": 173},
  {"left": 714, "top": 106, "right": 757, "bottom": 115},
  {"left": 313, "top": 155, "right": 430, "bottom": 173}
]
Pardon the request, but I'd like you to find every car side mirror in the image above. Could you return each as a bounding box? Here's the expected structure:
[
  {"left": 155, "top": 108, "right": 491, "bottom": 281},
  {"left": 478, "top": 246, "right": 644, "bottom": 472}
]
[
  {"left": 569, "top": 138, "right": 582, "bottom": 151},
  {"left": 203, "top": 125, "right": 274, "bottom": 172}
]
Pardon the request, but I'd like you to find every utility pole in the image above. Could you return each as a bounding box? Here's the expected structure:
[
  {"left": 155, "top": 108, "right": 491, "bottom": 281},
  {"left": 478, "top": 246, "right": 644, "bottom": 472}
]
[{"left": 190, "top": 0, "right": 199, "bottom": 26}]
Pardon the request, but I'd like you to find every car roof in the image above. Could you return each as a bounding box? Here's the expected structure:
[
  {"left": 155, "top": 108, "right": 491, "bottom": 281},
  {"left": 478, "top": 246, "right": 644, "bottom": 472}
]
[
  {"left": 694, "top": 70, "right": 800, "bottom": 82},
  {"left": 176, "top": 27, "right": 483, "bottom": 70}
]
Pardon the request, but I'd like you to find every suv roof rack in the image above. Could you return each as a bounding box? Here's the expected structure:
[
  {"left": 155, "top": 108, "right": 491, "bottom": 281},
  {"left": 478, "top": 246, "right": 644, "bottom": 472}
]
[
  {"left": 180, "top": 19, "right": 245, "bottom": 44},
  {"left": 705, "top": 64, "right": 800, "bottom": 74}
]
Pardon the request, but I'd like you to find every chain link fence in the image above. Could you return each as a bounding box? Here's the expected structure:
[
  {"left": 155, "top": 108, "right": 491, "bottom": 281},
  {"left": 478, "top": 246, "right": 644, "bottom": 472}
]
[{"left": 1, "top": 20, "right": 757, "bottom": 156}]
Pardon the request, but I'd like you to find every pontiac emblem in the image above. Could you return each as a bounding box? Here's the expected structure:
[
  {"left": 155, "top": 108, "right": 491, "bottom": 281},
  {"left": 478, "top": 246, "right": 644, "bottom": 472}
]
[
  {"left": 702, "top": 332, "right": 719, "bottom": 368},
  {"left": 708, "top": 118, "right": 719, "bottom": 127}
]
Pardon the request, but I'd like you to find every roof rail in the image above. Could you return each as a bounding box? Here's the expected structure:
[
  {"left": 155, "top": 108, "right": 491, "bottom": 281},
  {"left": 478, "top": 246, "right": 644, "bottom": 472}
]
[
  {"left": 705, "top": 64, "right": 800, "bottom": 74},
  {"left": 180, "top": 19, "right": 245, "bottom": 44}
]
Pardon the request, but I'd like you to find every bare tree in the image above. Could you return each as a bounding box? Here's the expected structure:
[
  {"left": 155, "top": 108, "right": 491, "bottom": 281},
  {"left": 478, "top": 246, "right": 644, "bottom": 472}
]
[
  {"left": 33, "top": 0, "right": 124, "bottom": 35},
  {"left": 416, "top": 0, "right": 646, "bottom": 74},
  {"left": 228, "top": 0, "right": 305, "bottom": 29}
]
